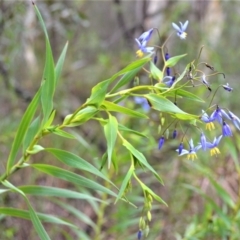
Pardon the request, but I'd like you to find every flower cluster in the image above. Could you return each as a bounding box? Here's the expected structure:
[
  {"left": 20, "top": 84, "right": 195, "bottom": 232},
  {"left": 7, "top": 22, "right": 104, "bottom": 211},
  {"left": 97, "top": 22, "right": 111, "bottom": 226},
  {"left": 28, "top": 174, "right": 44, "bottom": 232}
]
[
  {"left": 133, "top": 20, "right": 239, "bottom": 161},
  {"left": 133, "top": 19, "right": 239, "bottom": 237}
]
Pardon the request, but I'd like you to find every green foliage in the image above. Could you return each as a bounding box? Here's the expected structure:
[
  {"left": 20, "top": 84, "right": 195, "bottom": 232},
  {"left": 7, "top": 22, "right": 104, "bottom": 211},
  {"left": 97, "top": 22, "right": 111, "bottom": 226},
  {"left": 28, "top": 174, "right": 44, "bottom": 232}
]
[{"left": 1, "top": 2, "right": 240, "bottom": 240}]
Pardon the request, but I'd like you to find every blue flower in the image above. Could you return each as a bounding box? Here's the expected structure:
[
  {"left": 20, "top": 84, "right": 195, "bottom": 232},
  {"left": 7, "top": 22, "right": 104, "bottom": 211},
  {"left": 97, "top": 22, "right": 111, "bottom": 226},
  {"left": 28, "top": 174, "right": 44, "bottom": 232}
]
[
  {"left": 137, "top": 28, "right": 154, "bottom": 43},
  {"left": 165, "top": 52, "right": 170, "bottom": 61},
  {"left": 177, "top": 139, "right": 201, "bottom": 160},
  {"left": 210, "top": 106, "right": 230, "bottom": 124},
  {"left": 166, "top": 67, "right": 171, "bottom": 76},
  {"left": 222, "top": 121, "right": 232, "bottom": 137},
  {"left": 172, "top": 20, "right": 189, "bottom": 39},
  {"left": 200, "top": 132, "right": 207, "bottom": 151},
  {"left": 134, "top": 97, "right": 150, "bottom": 111},
  {"left": 228, "top": 111, "right": 240, "bottom": 130},
  {"left": 158, "top": 136, "right": 165, "bottom": 150},
  {"left": 135, "top": 39, "right": 154, "bottom": 58},
  {"left": 222, "top": 83, "right": 233, "bottom": 92},
  {"left": 201, "top": 110, "right": 215, "bottom": 130},
  {"left": 163, "top": 76, "right": 175, "bottom": 87},
  {"left": 206, "top": 135, "right": 222, "bottom": 156}
]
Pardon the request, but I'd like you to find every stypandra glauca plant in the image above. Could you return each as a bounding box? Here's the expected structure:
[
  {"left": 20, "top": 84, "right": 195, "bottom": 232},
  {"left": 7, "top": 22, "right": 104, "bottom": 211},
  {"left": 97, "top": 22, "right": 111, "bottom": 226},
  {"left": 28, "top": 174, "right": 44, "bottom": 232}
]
[{"left": 1, "top": 3, "right": 239, "bottom": 240}]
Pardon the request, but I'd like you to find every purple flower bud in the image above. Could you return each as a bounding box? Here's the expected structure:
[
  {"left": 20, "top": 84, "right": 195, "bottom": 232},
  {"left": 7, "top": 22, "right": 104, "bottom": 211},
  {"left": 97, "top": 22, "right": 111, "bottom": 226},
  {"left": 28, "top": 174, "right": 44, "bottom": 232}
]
[
  {"left": 165, "top": 52, "right": 170, "bottom": 61},
  {"left": 158, "top": 136, "right": 165, "bottom": 150},
  {"left": 222, "top": 83, "right": 233, "bottom": 92},
  {"left": 154, "top": 55, "right": 158, "bottom": 64},
  {"left": 166, "top": 67, "right": 171, "bottom": 76},
  {"left": 178, "top": 142, "right": 183, "bottom": 154},
  {"left": 172, "top": 129, "right": 177, "bottom": 139}
]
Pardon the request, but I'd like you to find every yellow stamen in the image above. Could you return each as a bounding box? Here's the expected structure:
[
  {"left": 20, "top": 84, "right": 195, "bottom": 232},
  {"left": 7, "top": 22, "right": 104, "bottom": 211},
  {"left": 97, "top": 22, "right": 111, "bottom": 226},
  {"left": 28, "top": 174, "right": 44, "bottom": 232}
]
[
  {"left": 187, "top": 152, "right": 198, "bottom": 161},
  {"left": 210, "top": 147, "right": 220, "bottom": 156},
  {"left": 206, "top": 122, "right": 215, "bottom": 131},
  {"left": 136, "top": 50, "right": 144, "bottom": 58}
]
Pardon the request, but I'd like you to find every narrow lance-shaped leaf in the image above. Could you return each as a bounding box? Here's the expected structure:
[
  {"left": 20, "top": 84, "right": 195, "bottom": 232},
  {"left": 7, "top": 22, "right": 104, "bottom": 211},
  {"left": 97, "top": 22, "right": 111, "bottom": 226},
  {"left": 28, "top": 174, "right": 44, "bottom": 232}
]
[
  {"left": 0, "top": 207, "right": 76, "bottom": 229},
  {"left": 145, "top": 93, "right": 197, "bottom": 120},
  {"left": 102, "top": 100, "right": 148, "bottom": 119},
  {"left": 33, "top": 2, "right": 56, "bottom": 124},
  {"left": 122, "top": 140, "right": 163, "bottom": 184},
  {"left": 165, "top": 54, "right": 187, "bottom": 67},
  {"left": 104, "top": 115, "right": 118, "bottom": 169},
  {"left": 55, "top": 41, "right": 68, "bottom": 85},
  {"left": 19, "top": 185, "right": 104, "bottom": 202},
  {"left": 150, "top": 61, "right": 163, "bottom": 81},
  {"left": 3, "top": 180, "right": 51, "bottom": 240},
  {"left": 32, "top": 164, "right": 118, "bottom": 197},
  {"left": 115, "top": 163, "right": 134, "bottom": 203},
  {"left": 86, "top": 79, "right": 109, "bottom": 107},
  {"left": 45, "top": 148, "right": 116, "bottom": 186},
  {"left": 7, "top": 88, "right": 41, "bottom": 173}
]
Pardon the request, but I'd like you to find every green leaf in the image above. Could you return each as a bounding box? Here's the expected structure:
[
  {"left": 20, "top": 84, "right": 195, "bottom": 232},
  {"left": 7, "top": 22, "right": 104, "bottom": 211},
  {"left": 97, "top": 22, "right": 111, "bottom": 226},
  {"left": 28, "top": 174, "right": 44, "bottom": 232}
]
[
  {"left": 27, "top": 200, "right": 51, "bottom": 240},
  {"left": 145, "top": 93, "right": 197, "bottom": 120},
  {"left": 23, "top": 116, "right": 41, "bottom": 152},
  {"left": 7, "top": 88, "right": 41, "bottom": 173},
  {"left": 142, "top": 183, "right": 167, "bottom": 205},
  {"left": 52, "top": 129, "right": 76, "bottom": 139},
  {"left": 149, "top": 61, "right": 163, "bottom": 81},
  {"left": 45, "top": 148, "right": 115, "bottom": 186},
  {"left": 115, "top": 164, "right": 134, "bottom": 203},
  {"left": 34, "top": 2, "right": 56, "bottom": 124},
  {"left": 86, "top": 79, "right": 109, "bottom": 107},
  {"left": 55, "top": 41, "right": 68, "bottom": 85},
  {"left": 63, "top": 106, "right": 98, "bottom": 127},
  {"left": 3, "top": 180, "right": 51, "bottom": 240},
  {"left": 53, "top": 199, "right": 97, "bottom": 228},
  {"left": 110, "top": 68, "right": 141, "bottom": 93},
  {"left": 109, "top": 56, "right": 151, "bottom": 83},
  {"left": 118, "top": 124, "right": 148, "bottom": 138},
  {"left": 122, "top": 140, "right": 163, "bottom": 184},
  {"left": 26, "top": 145, "right": 44, "bottom": 154},
  {"left": 19, "top": 185, "right": 104, "bottom": 202},
  {"left": 165, "top": 54, "right": 187, "bottom": 67},
  {"left": 0, "top": 207, "right": 76, "bottom": 229},
  {"left": 32, "top": 164, "right": 118, "bottom": 197},
  {"left": 104, "top": 115, "right": 118, "bottom": 169},
  {"left": 102, "top": 101, "right": 148, "bottom": 119}
]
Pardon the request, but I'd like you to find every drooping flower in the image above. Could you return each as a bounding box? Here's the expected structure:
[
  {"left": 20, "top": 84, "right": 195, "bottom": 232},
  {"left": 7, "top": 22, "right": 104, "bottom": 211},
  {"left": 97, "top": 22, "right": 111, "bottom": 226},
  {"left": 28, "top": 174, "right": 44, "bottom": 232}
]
[
  {"left": 222, "top": 83, "right": 233, "bottom": 92},
  {"left": 206, "top": 135, "right": 222, "bottom": 156},
  {"left": 154, "top": 55, "right": 158, "bottom": 64},
  {"left": 172, "top": 20, "right": 189, "bottom": 39},
  {"left": 201, "top": 110, "right": 215, "bottom": 130},
  {"left": 135, "top": 39, "right": 154, "bottom": 58},
  {"left": 210, "top": 106, "right": 230, "bottom": 124},
  {"left": 158, "top": 136, "right": 165, "bottom": 150},
  {"left": 177, "top": 139, "right": 201, "bottom": 160},
  {"left": 134, "top": 97, "right": 150, "bottom": 111},
  {"left": 162, "top": 76, "right": 175, "bottom": 87},
  {"left": 222, "top": 121, "right": 232, "bottom": 137},
  {"left": 200, "top": 132, "right": 207, "bottom": 151},
  {"left": 137, "top": 28, "right": 154, "bottom": 43},
  {"left": 165, "top": 53, "right": 171, "bottom": 76},
  {"left": 165, "top": 52, "right": 170, "bottom": 61},
  {"left": 228, "top": 111, "right": 240, "bottom": 130}
]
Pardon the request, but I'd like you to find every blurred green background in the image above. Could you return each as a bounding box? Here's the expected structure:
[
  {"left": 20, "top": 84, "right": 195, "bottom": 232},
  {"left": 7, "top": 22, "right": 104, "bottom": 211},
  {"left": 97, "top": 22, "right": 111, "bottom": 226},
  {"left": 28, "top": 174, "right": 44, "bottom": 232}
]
[{"left": 1, "top": 1, "right": 240, "bottom": 239}]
